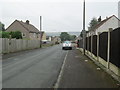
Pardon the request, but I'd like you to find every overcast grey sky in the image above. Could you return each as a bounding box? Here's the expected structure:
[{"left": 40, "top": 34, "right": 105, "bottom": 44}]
[{"left": 0, "top": 0, "right": 119, "bottom": 32}]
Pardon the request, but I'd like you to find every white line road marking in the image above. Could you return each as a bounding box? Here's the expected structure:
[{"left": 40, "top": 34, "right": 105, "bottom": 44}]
[
  {"left": 13, "top": 58, "right": 19, "bottom": 61},
  {"left": 54, "top": 51, "right": 69, "bottom": 89},
  {"left": 97, "top": 68, "right": 101, "bottom": 70},
  {"left": 75, "top": 56, "right": 80, "bottom": 58},
  {"left": 85, "top": 60, "right": 88, "bottom": 62}
]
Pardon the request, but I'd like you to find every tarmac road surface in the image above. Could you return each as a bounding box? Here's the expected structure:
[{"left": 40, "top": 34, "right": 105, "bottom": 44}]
[
  {"left": 3, "top": 44, "right": 67, "bottom": 88},
  {"left": 2, "top": 44, "right": 119, "bottom": 88}
]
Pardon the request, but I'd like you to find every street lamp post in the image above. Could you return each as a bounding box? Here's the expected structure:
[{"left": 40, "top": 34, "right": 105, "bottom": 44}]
[
  {"left": 83, "top": 0, "right": 86, "bottom": 55},
  {"left": 40, "top": 16, "right": 42, "bottom": 48}
]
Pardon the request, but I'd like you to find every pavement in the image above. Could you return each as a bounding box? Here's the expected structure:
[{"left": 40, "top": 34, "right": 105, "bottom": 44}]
[
  {"left": 2, "top": 44, "right": 120, "bottom": 88},
  {"left": 57, "top": 48, "right": 119, "bottom": 88}
]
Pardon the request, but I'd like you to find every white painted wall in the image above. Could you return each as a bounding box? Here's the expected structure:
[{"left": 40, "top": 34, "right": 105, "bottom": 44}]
[{"left": 48, "top": 37, "right": 52, "bottom": 41}]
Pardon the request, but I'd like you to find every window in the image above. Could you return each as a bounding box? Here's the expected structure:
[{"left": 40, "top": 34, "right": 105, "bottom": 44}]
[
  {"left": 22, "top": 33, "right": 26, "bottom": 37},
  {"left": 33, "top": 33, "right": 36, "bottom": 38},
  {"left": 37, "top": 34, "right": 39, "bottom": 38}
]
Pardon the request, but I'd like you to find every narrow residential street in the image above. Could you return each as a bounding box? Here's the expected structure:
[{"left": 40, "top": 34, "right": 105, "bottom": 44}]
[
  {"left": 3, "top": 44, "right": 66, "bottom": 88},
  {"left": 2, "top": 44, "right": 119, "bottom": 88}
]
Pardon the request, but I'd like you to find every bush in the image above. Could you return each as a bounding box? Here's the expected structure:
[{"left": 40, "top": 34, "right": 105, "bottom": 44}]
[
  {"left": 9, "top": 31, "right": 22, "bottom": 39},
  {"left": 1, "top": 31, "right": 10, "bottom": 38},
  {"left": 1, "top": 31, "right": 22, "bottom": 39},
  {"left": 0, "top": 31, "right": 2, "bottom": 38}
]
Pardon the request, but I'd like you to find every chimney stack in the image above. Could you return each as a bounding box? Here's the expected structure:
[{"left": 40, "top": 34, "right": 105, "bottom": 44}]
[
  {"left": 106, "top": 16, "right": 108, "bottom": 19},
  {"left": 98, "top": 16, "right": 101, "bottom": 22},
  {"left": 26, "top": 20, "right": 29, "bottom": 24}
]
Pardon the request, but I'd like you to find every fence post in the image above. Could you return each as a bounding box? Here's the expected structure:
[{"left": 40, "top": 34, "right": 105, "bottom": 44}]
[
  {"left": 87, "top": 36, "right": 89, "bottom": 54},
  {"left": 107, "top": 28, "right": 113, "bottom": 69},
  {"left": 91, "top": 35, "right": 93, "bottom": 57},
  {"left": 97, "top": 32, "right": 100, "bottom": 61},
  {"left": 86, "top": 37, "right": 88, "bottom": 54}
]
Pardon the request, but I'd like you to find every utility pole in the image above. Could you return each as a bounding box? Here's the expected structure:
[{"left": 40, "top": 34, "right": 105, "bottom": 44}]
[
  {"left": 40, "top": 16, "right": 42, "bottom": 48},
  {"left": 83, "top": 0, "right": 86, "bottom": 55}
]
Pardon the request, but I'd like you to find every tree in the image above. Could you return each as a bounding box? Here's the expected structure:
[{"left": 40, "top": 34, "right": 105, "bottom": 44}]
[
  {"left": 1, "top": 31, "right": 10, "bottom": 38},
  {"left": 88, "top": 17, "right": 98, "bottom": 31},
  {"left": 70, "top": 35, "right": 76, "bottom": 41},
  {"left": 0, "top": 22, "right": 5, "bottom": 31},
  {"left": 80, "top": 31, "right": 83, "bottom": 38},
  {"left": 60, "top": 32, "right": 70, "bottom": 41},
  {"left": 60, "top": 32, "right": 77, "bottom": 41},
  {"left": 80, "top": 30, "right": 88, "bottom": 38},
  {"left": 1, "top": 31, "right": 22, "bottom": 39}
]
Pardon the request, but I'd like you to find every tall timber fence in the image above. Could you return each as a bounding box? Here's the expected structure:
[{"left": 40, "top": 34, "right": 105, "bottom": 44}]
[
  {"left": 99, "top": 32, "right": 108, "bottom": 61},
  {"left": 92, "top": 35, "right": 97, "bottom": 56},
  {"left": 79, "top": 27, "right": 120, "bottom": 76},
  {"left": 110, "top": 28, "right": 120, "bottom": 68},
  {"left": 0, "top": 38, "right": 40, "bottom": 54},
  {"left": 78, "top": 39, "right": 83, "bottom": 48}
]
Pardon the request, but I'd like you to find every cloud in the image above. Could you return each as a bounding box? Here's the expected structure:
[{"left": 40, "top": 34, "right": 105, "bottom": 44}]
[
  {"left": 0, "top": 0, "right": 119, "bottom": 3},
  {"left": 0, "top": 0, "right": 119, "bottom": 32}
]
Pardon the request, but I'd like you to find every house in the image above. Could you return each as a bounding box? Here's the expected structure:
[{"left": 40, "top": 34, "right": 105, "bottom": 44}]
[
  {"left": 6, "top": 20, "right": 46, "bottom": 40},
  {"left": 46, "top": 36, "right": 52, "bottom": 41},
  {"left": 51, "top": 36, "right": 61, "bottom": 44},
  {"left": 41, "top": 31, "right": 46, "bottom": 40},
  {"left": 87, "top": 15, "right": 120, "bottom": 37}
]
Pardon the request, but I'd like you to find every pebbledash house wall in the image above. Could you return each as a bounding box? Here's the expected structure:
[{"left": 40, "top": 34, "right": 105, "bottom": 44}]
[
  {"left": 29, "top": 32, "right": 46, "bottom": 40},
  {"left": 42, "top": 33, "right": 46, "bottom": 40},
  {"left": 95, "top": 16, "right": 119, "bottom": 35},
  {"left": 29, "top": 33, "right": 41, "bottom": 40}
]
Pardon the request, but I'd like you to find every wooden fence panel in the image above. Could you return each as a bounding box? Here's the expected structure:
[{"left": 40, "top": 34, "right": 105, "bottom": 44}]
[
  {"left": 92, "top": 35, "right": 97, "bottom": 56},
  {"left": 99, "top": 32, "right": 108, "bottom": 61},
  {"left": 1, "top": 38, "right": 40, "bottom": 54},
  {"left": 88, "top": 36, "right": 91, "bottom": 52},
  {"left": 110, "top": 28, "right": 120, "bottom": 68}
]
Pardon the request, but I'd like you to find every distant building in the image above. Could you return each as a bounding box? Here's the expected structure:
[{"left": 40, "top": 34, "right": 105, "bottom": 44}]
[
  {"left": 46, "top": 36, "right": 52, "bottom": 41},
  {"left": 41, "top": 31, "right": 46, "bottom": 40},
  {"left": 6, "top": 20, "right": 46, "bottom": 40},
  {"left": 87, "top": 15, "right": 120, "bottom": 37},
  {"left": 46, "top": 36, "right": 61, "bottom": 44},
  {"left": 51, "top": 36, "right": 61, "bottom": 44}
]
